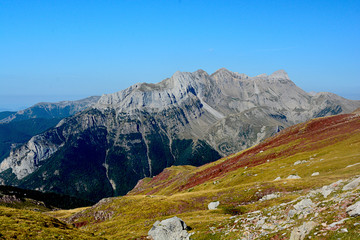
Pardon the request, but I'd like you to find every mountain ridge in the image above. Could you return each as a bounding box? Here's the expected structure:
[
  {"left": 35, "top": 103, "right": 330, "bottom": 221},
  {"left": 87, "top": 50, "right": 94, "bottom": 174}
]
[
  {"left": 0, "top": 68, "right": 359, "bottom": 201},
  {"left": 0, "top": 96, "right": 100, "bottom": 124}
]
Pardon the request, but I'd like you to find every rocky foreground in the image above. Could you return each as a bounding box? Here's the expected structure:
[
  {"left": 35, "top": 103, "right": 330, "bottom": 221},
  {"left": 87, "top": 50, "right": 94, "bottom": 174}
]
[{"left": 195, "top": 175, "right": 360, "bottom": 240}]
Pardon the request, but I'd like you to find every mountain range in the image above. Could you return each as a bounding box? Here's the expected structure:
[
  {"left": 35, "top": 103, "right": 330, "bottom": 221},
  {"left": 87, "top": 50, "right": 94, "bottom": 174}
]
[{"left": 0, "top": 68, "right": 359, "bottom": 201}]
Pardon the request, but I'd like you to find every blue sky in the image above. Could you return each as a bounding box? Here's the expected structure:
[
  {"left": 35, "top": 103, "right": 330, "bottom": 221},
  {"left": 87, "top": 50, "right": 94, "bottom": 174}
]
[{"left": 0, "top": 0, "right": 359, "bottom": 111}]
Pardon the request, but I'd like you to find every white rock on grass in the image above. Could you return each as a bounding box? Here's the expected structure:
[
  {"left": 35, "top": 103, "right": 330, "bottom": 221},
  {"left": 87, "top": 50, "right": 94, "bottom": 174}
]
[
  {"left": 208, "top": 201, "right": 220, "bottom": 210},
  {"left": 346, "top": 162, "right": 360, "bottom": 168},
  {"left": 311, "top": 172, "right": 319, "bottom": 176},
  {"left": 327, "top": 218, "right": 349, "bottom": 228},
  {"left": 294, "top": 160, "right": 308, "bottom": 166},
  {"left": 287, "top": 174, "right": 301, "bottom": 179},
  {"left": 148, "top": 216, "right": 191, "bottom": 240},
  {"left": 290, "top": 221, "right": 317, "bottom": 240},
  {"left": 274, "top": 177, "right": 281, "bottom": 181},
  {"left": 342, "top": 177, "right": 360, "bottom": 191},
  {"left": 289, "top": 199, "right": 315, "bottom": 218},
  {"left": 346, "top": 201, "right": 360, "bottom": 217},
  {"left": 319, "top": 186, "right": 333, "bottom": 198},
  {"left": 260, "top": 193, "right": 280, "bottom": 201},
  {"left": 317, "top": 180, "right": 343, "bottom": 198}
]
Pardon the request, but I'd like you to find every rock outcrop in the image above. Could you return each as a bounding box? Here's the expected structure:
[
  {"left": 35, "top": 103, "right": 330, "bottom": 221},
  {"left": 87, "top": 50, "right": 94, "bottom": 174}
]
[
  {"left": 208, "top": 201, "right": 220, "bottom": 210},
  {"left": 346, "top": 201, "right": 360, "bottom": 217},
  {"left": 148, "top": 216, "right": 191, "bottom": 240}
]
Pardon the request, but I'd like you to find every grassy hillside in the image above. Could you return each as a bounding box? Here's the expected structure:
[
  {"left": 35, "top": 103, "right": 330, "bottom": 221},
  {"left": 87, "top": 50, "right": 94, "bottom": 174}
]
[
  {"left": 50, "top": 110, "right": 360, "bottom": 239},
  {"left": 0, "top": 206, "right": 103, "bottom": 239}
]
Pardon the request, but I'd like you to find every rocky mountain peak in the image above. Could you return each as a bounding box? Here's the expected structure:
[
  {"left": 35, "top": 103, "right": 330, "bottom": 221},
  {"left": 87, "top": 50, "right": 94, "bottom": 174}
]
[
  {"left": 211, "top": 68, "right": 233, "bottom": 78},
  {"left": 269, "top": 69, "right": 289, "bottom": 80}
]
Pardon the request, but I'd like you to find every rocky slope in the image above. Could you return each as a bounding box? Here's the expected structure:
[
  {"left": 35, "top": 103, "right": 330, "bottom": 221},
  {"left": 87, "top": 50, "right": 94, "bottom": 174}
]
[
  {"left": 1, "top": 69, "right": 359, "bottom": 201},
  {"left": 59, "top": 109, "right": 360, "bottom": 239}
]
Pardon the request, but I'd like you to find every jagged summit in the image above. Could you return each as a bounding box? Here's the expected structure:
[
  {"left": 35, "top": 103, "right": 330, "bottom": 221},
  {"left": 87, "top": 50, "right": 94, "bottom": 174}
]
[
  {"left": 269, "top": 69, "right": 289, "bottom": 80},
  {"left": 95, "top": 68, "right": 295, "bottom": 113}
]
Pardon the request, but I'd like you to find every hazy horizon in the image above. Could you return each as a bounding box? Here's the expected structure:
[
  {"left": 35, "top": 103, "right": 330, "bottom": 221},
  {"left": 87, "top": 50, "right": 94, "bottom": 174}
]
[{"left": 1, "top": 1, "right": 359, "bottom": 111}]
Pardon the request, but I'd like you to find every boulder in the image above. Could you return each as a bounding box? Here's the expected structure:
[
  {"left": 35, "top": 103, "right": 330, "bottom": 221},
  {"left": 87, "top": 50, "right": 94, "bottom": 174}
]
[
  {"left": 346, "top": 200, "right": 360, "bottom": 217},
  {"left": 294, "top": 160, "right": 308, "bottom": 166},
  {"left": 148, "top": 216, "right": 191, "bottom": 240},
  {"left": 287, "top": 174, "right": 301, "bottom": 179},
  {"left": 319, "top": 185, "right": 333, "bottom": 198},
  {"left": 260, "top": 193, "right": 280, "bottom": 201},
  {"left": 208, "top": 201, "right": 220, "bottom": 210},
  {"left": 342, "top": 177, "right": 360, "bottom": 191},
  {"left": 289, "top": 199, "right": 315, "bottom": 218},
  {"left": 290, "top": 221, "right": 317, "bottom": 240},
  {"left": 311, "top": 172, "right": 319, "bottom": 176}
]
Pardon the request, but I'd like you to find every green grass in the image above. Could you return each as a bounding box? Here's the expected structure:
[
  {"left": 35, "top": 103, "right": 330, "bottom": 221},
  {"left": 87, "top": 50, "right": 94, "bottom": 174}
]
[{"left": 0, "top": 206, "right": 103, "bottom": 239}]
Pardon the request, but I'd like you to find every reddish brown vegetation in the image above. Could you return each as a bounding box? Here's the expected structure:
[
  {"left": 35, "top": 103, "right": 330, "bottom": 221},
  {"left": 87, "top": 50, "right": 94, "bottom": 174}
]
[
  {"left": 179, "top": 113, "right": 360, "bottom": 191},
  {"left": 73, "top": 221, "right": 88, "bottom": 228}
]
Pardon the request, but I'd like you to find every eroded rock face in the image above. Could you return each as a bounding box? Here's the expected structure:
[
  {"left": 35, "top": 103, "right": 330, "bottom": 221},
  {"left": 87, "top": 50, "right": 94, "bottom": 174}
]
[
  {"left": 148, "top": 216, "right": 191, "bottom": 240},
  {"left": 1, "top": 68, "right": 359, "bottom": 200}
]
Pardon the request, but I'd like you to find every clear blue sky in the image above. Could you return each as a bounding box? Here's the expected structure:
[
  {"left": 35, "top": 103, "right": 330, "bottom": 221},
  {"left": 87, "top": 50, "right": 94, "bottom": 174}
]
[{"left": 1, "top": 0, "right": 359, "bottom": 111}]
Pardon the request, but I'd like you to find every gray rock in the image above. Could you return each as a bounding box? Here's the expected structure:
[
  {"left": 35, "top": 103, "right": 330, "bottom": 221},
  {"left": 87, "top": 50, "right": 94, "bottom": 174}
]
[
  {"left": 294, "top": 160, "right": 308, "bottom": 166},
  {"left": 319, "top": 185, "right": 333, "bottom": 198},
  {"left": 346, "top": 162, "right": 360, "bottom": 168},
  {"left": 346, "top": 200, "right": 360, "bottom": 217},
  {"left": 287, "top": 174, "right": 301, "bottom": 179},
  {"left": 342, "top": 177, "right": 360, "bottom": 191},
  {"left": 292, "top": 199, "right": 315, "bottom": 216},
  {"left": 148, "top": 216, "right": 191, "bottom": 240},
  {"left": 256, "top": 217, "right": 267, "bottom": 227},
  {"left": 274, "top": 177, "right": 281, "bottom": 181},
  {"left": 260, "top": 193, "right": 280, "bottom": 201},
  {"left": 290, "top": 221, "right": 317, "bottom": 240},
  {"left": 208, "top": 201, "right": 220, "bottom": 210},
  {"left": 311, "top": 172, "right": 319, "bottom": 176},
  {"left": 328, "top": 218, "right": 349, "bottom": 228}
]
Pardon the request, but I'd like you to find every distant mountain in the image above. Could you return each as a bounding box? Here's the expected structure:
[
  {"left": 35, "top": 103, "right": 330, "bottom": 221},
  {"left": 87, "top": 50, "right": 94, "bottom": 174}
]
[
  {"left": 0, "top": 96, "right": 100, "bottom": 123},
  {"left": 0, "top": 96, "right": 100, "bottom": 162},
  {"left": 0, "top": 111, "right": 16, "bottom": 121},
  {"left": 0, "top": 69, "right": 359, "bottom": 201}
]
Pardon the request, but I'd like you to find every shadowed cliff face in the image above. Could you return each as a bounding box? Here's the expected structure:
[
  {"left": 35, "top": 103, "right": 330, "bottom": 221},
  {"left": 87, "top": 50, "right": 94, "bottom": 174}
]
[
  {"left": 1, "top": 68, "right": 359, "bottom": 201},
  {"left": 0, "top": 96, "right": 101, "bottom": 164}
]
